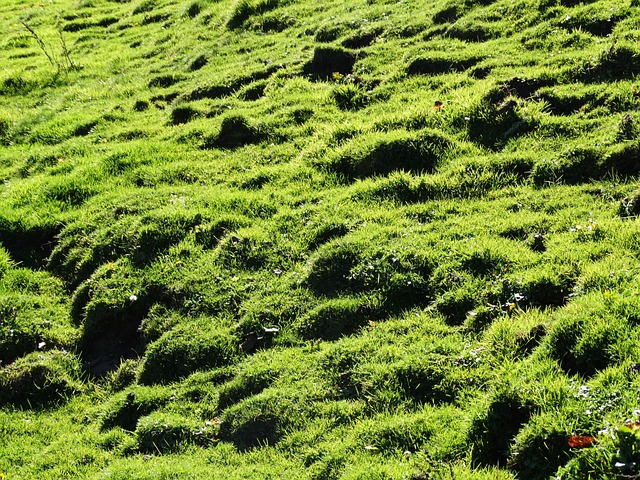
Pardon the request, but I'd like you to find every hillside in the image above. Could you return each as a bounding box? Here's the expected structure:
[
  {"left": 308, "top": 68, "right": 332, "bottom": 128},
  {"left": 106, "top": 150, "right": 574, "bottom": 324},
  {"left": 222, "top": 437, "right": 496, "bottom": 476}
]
[{"left": 1, "top": 0, "right": 640, "bottom": 477}]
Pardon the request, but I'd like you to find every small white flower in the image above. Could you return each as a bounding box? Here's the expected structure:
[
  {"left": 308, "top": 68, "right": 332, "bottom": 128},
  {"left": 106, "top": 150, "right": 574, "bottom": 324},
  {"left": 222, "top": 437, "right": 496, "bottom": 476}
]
[{"left": 129, "top": 295, "right": 138, "bottom": 302}]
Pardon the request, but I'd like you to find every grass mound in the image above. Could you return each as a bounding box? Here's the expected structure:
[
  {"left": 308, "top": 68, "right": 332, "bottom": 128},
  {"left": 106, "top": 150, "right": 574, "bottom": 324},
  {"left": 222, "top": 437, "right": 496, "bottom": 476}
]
[
  {"left": 139, "top": 320, "right": 239, "bottom": 384},
  {"left": 320, "top": 129, "right": 453, "bottom": 179},
  {"left": 0, "top": 350, "right": 83, "bottom": 408}
]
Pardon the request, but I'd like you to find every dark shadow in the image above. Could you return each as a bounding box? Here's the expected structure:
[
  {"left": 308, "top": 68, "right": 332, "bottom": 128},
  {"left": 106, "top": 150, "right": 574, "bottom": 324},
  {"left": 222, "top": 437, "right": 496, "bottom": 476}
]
[
  {"left": 303, "top": 46, "right": 358, "bottom": 80},
  {"left": 0, "top": 219, "right": 60, "bottom": 269}
]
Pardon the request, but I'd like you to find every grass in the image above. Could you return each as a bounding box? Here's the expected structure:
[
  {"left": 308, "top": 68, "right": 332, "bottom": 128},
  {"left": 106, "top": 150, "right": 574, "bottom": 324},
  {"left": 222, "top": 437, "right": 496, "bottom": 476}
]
[{"left": 1, "top": 0, "right": 640, "bottom": 477}]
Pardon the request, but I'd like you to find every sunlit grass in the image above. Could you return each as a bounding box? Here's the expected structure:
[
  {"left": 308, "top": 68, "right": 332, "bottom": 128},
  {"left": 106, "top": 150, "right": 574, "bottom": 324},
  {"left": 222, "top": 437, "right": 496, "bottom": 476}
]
[{"left": 1, "top": 0, "right": 640, "bottom": 477}]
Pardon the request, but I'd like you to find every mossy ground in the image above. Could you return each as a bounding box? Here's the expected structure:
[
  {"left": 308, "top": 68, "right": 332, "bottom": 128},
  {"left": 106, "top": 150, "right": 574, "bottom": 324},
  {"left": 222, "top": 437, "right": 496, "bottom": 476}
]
[{"left": 1, "top": 0, "right": 640, "bottom": 477}]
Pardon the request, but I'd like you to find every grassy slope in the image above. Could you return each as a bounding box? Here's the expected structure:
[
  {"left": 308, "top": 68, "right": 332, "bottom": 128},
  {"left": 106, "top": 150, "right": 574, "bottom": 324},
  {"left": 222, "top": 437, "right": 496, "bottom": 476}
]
[{"left": 1, "top": 0, "right": 640, "bottom": 477}]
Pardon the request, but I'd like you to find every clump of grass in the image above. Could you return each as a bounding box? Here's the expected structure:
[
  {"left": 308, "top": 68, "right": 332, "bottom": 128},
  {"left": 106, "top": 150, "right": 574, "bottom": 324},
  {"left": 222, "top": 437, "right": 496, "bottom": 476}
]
[
  {"left": 170, "top": 104, "right": 200, "bottom": 125},
  {"left": 304, "top": 238, "right": 363, "bottom": 294},
  {"left": 578, "top": 43, "right": 640, "bottom": 82},
  {"left": 203, "top": 114, "right": 268, "bottom": 149},
  {"left": 544, "top": 292, "right": 629, "bottom": 377},
  {"left": 135, "top": 411, "right": 214, "bottom": 453},
  {"left": 296, "top": 295, "right": 378, "bottom": 340},
  {"left": 0, "top": 75, "right": 34, "bottom": 96},
  {"left": 318, "top": 129, "right": 453, "bottom": 179},
  {"left": 0, "top": 350, "right": 84, "bottom": 408},
  {"left": 219, "top": 385, "right": 318, "bottom": 450},
  {"left": 101, "top": 386, "right": 172, "bottom": 431},
  {"left": 432, "top": 1, "right": 466, "bottom": 23},
  {"left": 217, "top": 356, "right": 283, "bottom": 409},
  {"left": 227, "top": 0, "right": 287, "bottom": 29},
  {"left": 139, "top": 319, "right": 239, "bottom": 384},
  {"left": 331, "top": 82, "right": 369, "bottom": 111},
  {"left": 132, "top": 0, "right": 156, "bottom": 15},
  {"left": 104, "top": 358, "right": 141, "bottom": 392}
]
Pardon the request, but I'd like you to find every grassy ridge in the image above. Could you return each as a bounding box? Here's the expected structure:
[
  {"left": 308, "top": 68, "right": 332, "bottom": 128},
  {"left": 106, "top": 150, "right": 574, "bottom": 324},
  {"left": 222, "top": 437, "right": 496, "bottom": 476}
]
[{"left": 1, "top": 0, "right": 640, "bottom": 477}]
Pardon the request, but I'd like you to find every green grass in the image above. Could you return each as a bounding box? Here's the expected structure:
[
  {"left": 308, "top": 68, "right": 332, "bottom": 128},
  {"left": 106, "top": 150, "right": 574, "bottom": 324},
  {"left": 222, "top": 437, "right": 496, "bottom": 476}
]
[{"left": 1, "top": 0, "right": 640, "bottom": 477}]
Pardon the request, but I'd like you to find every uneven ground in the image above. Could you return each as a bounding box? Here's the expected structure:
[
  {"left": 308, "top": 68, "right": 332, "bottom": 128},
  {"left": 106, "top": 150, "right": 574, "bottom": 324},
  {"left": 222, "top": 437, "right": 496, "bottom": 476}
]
[{"left": 1, "top": 0, "right": 640, "bottom": 478}]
